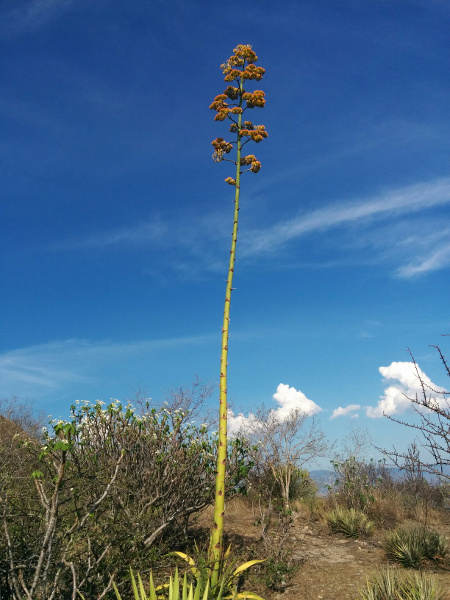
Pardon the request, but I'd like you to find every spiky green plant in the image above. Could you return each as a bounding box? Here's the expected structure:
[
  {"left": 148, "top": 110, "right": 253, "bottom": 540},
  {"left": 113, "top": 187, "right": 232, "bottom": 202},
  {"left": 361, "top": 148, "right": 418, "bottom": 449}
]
[
  {"left": 78, "top": 568, "right": 210, "bottom": 600},
  {"left": 208, "top": 44, "right": 267, "bottom": 582},
  {"left": 325, "top": 507, "right": 374, "bottom": 538},
  {"left": 171, "top": 546, "right": 265, "bottom": 600},
  {"left": 358, "top": 568, "right": 444, "bottom": 600},
  {"left": 384, "top": 526, "right": 448, "bottom": 569}
]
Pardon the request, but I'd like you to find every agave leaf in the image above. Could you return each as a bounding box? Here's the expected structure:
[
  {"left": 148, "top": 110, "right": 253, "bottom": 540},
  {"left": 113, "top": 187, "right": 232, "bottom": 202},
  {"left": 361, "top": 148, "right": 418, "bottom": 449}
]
[
  {"left": 173, "top": 568, "right": 180, "bottom": 600},
  {"left": 131, "top": 569, "right": 141, "bottom": 600},
  {"left": 181, "top": 573, "right": 188, "bottom": 600},
  {"left": 148, "top": 571, "right": 157, "bottom": 600},
  {"left": 170, "top": 551, "right": 201, "bottom": 581},
  {"left": 112, "top": 582, "right": 123, "bottom": 600},
  {"left": 137, "top": 572, "right": 147, "bottom": 600},
  {"left": 201, "top": 580, "right": 210, "bottom": 600},
  {"left": 232, "top": 560, "right": 265, "bottom": 576}
]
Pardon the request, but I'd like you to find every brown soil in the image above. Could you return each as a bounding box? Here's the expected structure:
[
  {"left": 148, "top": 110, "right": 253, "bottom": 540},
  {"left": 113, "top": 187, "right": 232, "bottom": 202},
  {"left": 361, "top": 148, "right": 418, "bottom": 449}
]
[{"left": 192, "top": 499, "right": 450, "bottom": 600}]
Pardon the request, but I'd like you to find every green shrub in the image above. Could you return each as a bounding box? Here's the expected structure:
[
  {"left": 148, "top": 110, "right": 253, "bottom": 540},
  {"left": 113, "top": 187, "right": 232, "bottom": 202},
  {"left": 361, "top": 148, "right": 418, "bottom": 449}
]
[
  {"left": 384, "top": 526, "right": 448, "bottom": 569},
  {"left": 329, "top": 455, "right": 393, "bottom": 512},
  {"left": 254, "top": 556, "right": 298, "bottom": 592},
  {"left": 325, "top": 507, "right": 374, "bottom": 538},
  {"left": 359, "top": 568, "right": 444, "bottom": 600},
  {"left": 1, "top": 397, "right": 253, "bottom": 599}
]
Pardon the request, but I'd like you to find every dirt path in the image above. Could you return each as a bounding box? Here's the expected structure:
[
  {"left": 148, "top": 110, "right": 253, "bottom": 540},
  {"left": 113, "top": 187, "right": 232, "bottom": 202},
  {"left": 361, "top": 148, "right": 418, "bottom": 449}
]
[
  {"left": 194, "top": 502, "right": 450, "bottom": 600},
  {"left": 273, "top": 517, "right": 450, "bottom": 600}
]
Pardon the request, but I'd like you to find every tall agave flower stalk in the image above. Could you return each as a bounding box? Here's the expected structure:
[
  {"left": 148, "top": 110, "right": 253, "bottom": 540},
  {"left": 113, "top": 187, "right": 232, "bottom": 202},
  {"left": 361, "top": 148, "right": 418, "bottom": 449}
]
[{"left": 209, "top": 45, "right": 267, "bottom": 581}]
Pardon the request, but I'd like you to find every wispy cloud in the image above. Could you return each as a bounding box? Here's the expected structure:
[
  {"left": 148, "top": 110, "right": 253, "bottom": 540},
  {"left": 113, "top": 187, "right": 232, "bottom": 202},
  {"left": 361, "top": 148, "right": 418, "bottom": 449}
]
[
  {"left": 0, "top": 335, "right": 215, "bottom": 400},
  {"left": 330, "top": 404, "right": 361, "bottom": 419},
  {"left": 396, "top": 239, "right": 450, "bottom": 278},
  {"left": 242, "top": 178, "right": 450, "bottom": 260},
  {"left": 49, "top": 178, "right": 450, "bottom": 280},
  {"left": 56, "top": 218, "right": 169, "bottom": 250}
]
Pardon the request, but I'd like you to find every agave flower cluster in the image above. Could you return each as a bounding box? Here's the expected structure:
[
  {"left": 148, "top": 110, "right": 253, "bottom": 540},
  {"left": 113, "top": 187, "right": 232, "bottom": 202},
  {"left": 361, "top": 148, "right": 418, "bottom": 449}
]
[{"left": 210, "top": 44, "right": 267, "bottom": 184}]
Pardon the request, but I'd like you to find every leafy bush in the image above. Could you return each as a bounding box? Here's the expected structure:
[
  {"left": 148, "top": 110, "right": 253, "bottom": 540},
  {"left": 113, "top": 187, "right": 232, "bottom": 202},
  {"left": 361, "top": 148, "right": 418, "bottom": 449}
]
[
  {"left": 325, "top": 507, "right": 374, "bottom": 538},
  {"left": 253, "top": 556, "right": 298, "bottom": 592},
  {"left": 1, "top": 397, "right": 253, "bottom": 599},
  {"left": 329, "top": 455, "right": 393, "bottom": 512},
  {"left": 250, "top": 463, "right": 317, "bottom": 505},
  {"left": 359, "top": 568, "right": 444, "bottom": 600},
  {"left": 384, "top": 526, "right": 448, "bottom": 569}
]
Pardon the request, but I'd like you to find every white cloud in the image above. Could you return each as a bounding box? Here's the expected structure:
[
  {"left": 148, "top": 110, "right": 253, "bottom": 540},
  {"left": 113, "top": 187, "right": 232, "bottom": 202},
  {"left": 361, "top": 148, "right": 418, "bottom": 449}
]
[
  {"left": 227, "top": 410, "right": 260, "bottom": 437},
  {"left": 330, "top": 404, "right": 361, "bottom": 419},
  {"left": 228, "top": 383, "right": 322, "bottom": 436},
  {"left": 366, "top": 361, "right": 446, "bottom": 418},
  {"left": 273, "top": 383, "right": 322, "bottom": 418}
]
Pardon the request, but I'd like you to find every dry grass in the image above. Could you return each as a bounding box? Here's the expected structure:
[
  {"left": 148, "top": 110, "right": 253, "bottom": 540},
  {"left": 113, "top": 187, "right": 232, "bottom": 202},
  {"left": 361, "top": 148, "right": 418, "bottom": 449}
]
[{"left": 186, "top": 489, "right": 450, "bottom": 600}]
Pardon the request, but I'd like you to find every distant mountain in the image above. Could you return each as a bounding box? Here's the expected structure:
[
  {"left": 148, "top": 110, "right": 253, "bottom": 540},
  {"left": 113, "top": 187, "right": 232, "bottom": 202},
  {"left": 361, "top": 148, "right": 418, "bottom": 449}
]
[
  {"left": 309, "top": 465, "right": 450, "bottom": 496},
  {"left": 309, "top": 470, "right": 334, "bottom": 495}
]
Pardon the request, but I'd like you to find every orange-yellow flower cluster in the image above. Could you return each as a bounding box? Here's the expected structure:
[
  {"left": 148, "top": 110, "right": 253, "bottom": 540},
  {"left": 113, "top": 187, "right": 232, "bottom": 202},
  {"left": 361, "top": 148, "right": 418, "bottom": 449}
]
[
  {"left": 233, "top": 44, "right": 257, "bottom": 64},
  {"left": 220, "top": 45, "right": 262, "bottom": 82},
  {"left": 225, "top": 177, "right": 236, "bottom": 186},
  {"left": 209, "top": 94, "right": 230, "bottom": 121},
  {"left": 224, "top": 86, "right": 239, "bottom": 100},
  {"left": 239, "top": 155, "right": 261, "bottom": 173},
  {"left": 241, "top": 64, "right": 265, "bottom": 81},
  {"left": 239, "top": 124, "right": 268, "bottom": 143},
  {"left": 242, "top": 90, "right": 265, "bottom": 108},
  {"left": 223, "top": 69, "right": 241, "bottom": 82},
  {"left": 212, "top": 137, "right": 233, "bottom": 162},
  {"left": 240, "top": 154, "right": 257, "bottom": 166},
  {"left": 209, "top": 94, "right": 228, "bottom": 110}
]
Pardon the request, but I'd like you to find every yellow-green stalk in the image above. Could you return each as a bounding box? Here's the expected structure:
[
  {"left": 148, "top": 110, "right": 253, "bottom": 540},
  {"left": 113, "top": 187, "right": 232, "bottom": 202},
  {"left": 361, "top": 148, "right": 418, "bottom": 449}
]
[{"left": 209, "top": 45, "right": 267, "bottom": 584}]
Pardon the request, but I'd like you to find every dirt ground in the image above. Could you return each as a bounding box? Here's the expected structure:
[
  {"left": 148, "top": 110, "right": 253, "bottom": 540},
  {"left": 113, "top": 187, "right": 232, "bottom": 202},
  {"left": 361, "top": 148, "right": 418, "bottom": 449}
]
[{"left": 193, "top": 499, "right": 450, "bottom": 600}]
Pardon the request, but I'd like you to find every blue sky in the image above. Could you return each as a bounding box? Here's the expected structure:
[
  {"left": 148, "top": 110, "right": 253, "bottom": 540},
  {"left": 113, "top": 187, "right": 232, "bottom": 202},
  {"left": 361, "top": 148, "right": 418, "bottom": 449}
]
[{"left": 1, "top": 0, "right": 449, "bottom": 463}]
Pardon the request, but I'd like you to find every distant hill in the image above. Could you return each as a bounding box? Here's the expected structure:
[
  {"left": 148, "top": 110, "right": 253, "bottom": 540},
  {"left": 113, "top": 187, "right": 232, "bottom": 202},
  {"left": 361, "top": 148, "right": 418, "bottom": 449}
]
[{"left": 309, "top": 465, "right": 450, "bottom": 496}]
